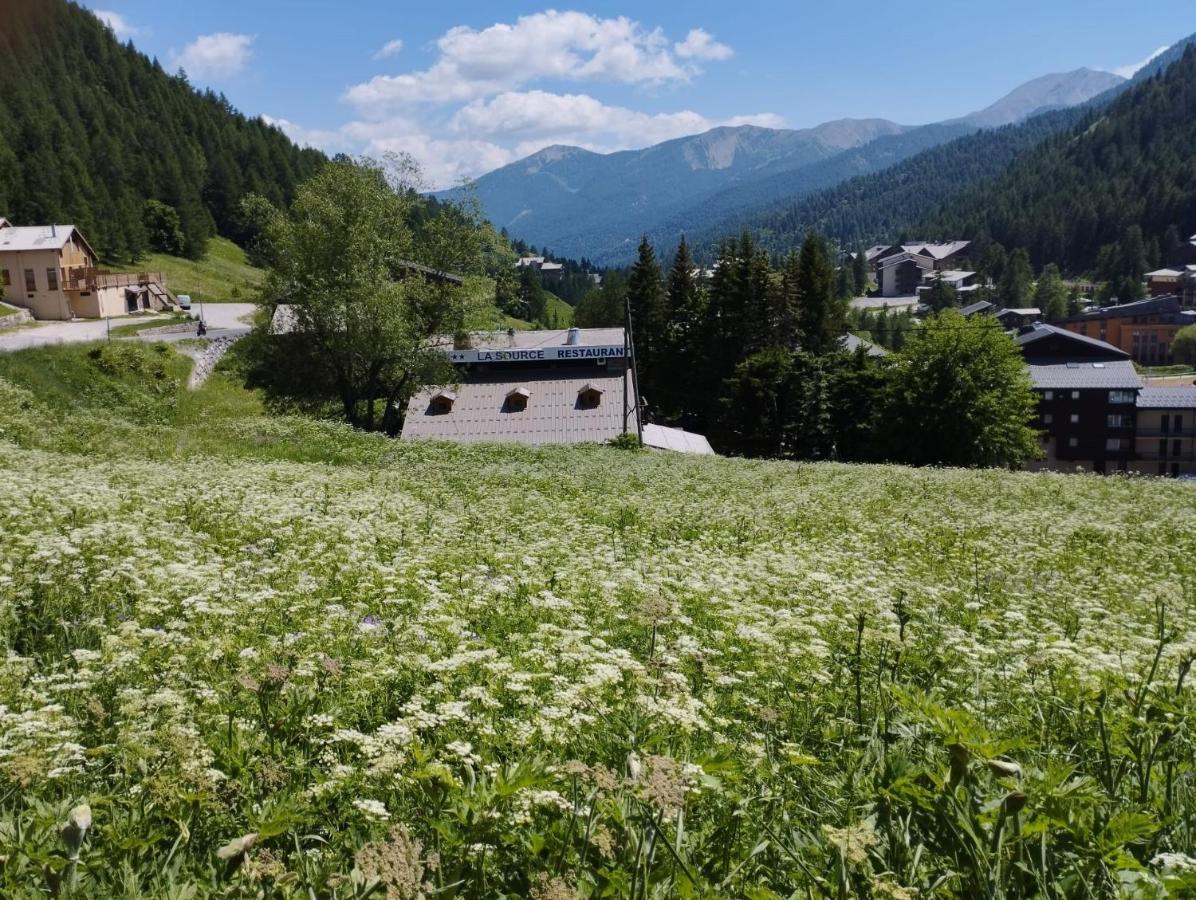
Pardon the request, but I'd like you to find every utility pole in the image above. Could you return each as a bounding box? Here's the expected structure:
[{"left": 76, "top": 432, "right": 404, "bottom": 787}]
[
  {"left": 106, "top": 316, "right": 110, "bottom": 343},
  {"left": 624, "top": 293, "right": 643, "bottom": 444}
]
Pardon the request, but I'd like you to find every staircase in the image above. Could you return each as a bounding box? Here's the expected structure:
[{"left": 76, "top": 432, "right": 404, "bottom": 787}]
[{"left": 144, "top": 279, "right": 179, "bottom": 312}]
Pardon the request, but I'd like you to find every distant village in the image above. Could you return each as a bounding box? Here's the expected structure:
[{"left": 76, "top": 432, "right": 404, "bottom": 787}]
[
  {"left": 5, "top": 215, "right": 1196, "bottom": 477},
  {"left": 848, "top": 237, "right": 1196, "bottom": 477}
]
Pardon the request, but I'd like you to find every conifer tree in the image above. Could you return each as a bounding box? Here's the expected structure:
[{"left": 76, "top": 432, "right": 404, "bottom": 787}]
[
  {"left": 925, "top": 272, "right": 958, "bottom": 311},
  {"left": 852, "top": 244, "right": 870, "bottom": 295},
  {"left": 795, "top": 232, "right": 842, "bottom": 355},
  {"left": 1034, "top": 263, "right": 1069, "bottom": 321},
  {"left": 627, "top": 236, "right": 666, "bottom": 403},
  {"left": 998, "top": 248, "right": 1034, "bottom": 308}
]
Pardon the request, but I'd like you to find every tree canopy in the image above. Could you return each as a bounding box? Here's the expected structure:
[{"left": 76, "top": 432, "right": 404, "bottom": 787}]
[
  {"left": 242, "top": 159, "right": 485, "bottom": 431},
  {"left": 885, "top": 310, "right": 1042, "bottom": 468},
  {"left": 0, "top": 0, "right": 325, "bottom": 262}
]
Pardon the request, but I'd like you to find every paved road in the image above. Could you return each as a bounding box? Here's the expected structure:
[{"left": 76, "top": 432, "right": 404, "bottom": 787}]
[{"left": 0, "top": 303, "right": 257, "bottom": 352}]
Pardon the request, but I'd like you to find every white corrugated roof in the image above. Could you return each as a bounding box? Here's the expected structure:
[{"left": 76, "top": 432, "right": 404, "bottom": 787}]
[
  {"left": 642, "top": 424, "right": 716, "bottom": 455},
  {"left": 0, "top": 225, "right": 77, "bottom": 252}
]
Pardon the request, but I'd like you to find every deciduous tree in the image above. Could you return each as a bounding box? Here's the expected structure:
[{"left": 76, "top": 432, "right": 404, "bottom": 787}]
[
  {"left": 244, "top": 158, "right": 479, "bottom": 430},
  {"left": 885, "top": 309, "right": 1041, "bottom": 467}
]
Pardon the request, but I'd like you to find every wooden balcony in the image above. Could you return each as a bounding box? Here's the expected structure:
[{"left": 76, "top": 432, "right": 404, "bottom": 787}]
[{"left": 63, "top": 267, "right": 167, "bottom": 291}]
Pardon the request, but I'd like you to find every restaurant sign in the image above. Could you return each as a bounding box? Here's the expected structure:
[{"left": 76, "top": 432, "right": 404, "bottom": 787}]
[{"left": 447, "top": 344, "right": 626, "bottom": 364}]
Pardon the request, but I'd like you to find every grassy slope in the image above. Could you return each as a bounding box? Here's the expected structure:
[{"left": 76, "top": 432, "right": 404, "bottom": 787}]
[
  {"left": 1, "top": 343, "right": 1194, "bottom": 894},
  {"left": 138, "top": 236, "right": 264, "bottom": 303},
  {"left": 544, "top": 290, "right": 575, "bottom": 327}
]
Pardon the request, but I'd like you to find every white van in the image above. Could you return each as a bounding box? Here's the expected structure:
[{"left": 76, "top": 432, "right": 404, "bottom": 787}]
[{"left": 177, "top": 294, "right": 192, "bottom": 311}]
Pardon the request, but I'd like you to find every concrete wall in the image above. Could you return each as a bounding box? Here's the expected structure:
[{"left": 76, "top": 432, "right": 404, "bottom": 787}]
[
  {"left": 68, "top": 286, "right": 146, "bottom": 319},
  {"left": 0, "top": 233, "right": 100, "bottom": 321},
  {"left": 0, "top": 248, "right": 72, "bottom": 320}
]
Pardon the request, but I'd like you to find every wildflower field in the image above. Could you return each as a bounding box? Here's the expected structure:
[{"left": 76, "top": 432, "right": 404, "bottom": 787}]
[{"left": 0, "top": 343, "right": 1195, "bottom": 898}]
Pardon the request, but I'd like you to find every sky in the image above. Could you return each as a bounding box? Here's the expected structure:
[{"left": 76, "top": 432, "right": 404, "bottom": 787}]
[{"left": 85, "top": 1, "right": 1194, "bottom": 189}]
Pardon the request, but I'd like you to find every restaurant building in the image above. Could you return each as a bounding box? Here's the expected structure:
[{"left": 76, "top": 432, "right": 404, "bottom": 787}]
[{"left": 402, "top": 327, "right": 643, "bottom": 447}]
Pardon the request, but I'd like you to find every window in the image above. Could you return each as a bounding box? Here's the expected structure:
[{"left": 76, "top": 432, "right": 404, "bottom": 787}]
[
  {"left": 504, "top": 387, "right": 530, "bottom": 413},
  {"left": 1163, "top": 414, "right": 1171, "bottom": 434},
  {"left": 1069, "top": 414, "right": 1080, "bottom": 424},
  {"left": 1174, "top": 439, "right": 1182, "bottom": 457},
  {"left": 1070, "top": 391, "right": 1080, "bottom": 400},
  {"left": 1068, "top": 437, "right": 1079, "bottom": 448},
  {"left": 1105, "top": 438, "right": 1126, "bottom": 452},
  {"left": 428, "top": 391, "right": 456, "bottom": 415},
  {"left": 46, "top": 268, "right": 58, "bottom": 291},
  {"left": 577, "top": 384, "right": 603, "bottom": 408},
  {"left": 1107, "top": 415, "right": 1127, "bottom": 428},
  {"left": 1043, "top": 390, "right": 1054, "bottom": 401},
  {"left": 1042, "top": 413, "right": 1053, "bottom": 425},
  {"left": 0, "top": 269, "right": 9, "bottom": 287},
  {"left": 24, "top": 269, "right": 36, "bottom": 292},
  {"left": 1176, "top": 416, "right": 1184, "bottom": 435},
  {"left": 1109, "top": 390, "right": 1136, "bottom": 404}
]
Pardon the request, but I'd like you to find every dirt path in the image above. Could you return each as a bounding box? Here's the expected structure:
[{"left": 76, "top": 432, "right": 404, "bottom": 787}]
[{"left": 178, "top": 336, "right": 240, "bottom": 389}]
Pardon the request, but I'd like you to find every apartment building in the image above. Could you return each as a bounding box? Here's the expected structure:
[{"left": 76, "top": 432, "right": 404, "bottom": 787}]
[
  {"left": 1015, "top": 324, "right": 1141, "bottom": 474},
  {"left": 1134, "top": 387, "right": 1196, "bottom": 477}
]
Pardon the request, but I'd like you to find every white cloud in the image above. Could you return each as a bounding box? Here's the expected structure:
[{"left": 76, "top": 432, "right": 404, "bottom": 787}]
[
  {"left": 345, "top": 10, "right": 718, "bottom": 111},
  {"left": 265, "top": 115, "right": 514, "bottom": 189},
  {"left": 451, "top": 90, "right": 710, "bottom": 147},
  {"left": 674, "top": 29, "right": 732, "bottom": 62},
  {"left": 1111, "top": 45, "right": 1168, "bottom": 79},
  {"left": 273, "top": 11, "right": 767, "bottom": 189},
  {"left": 724, "top": 113, "right": 786, "bottom": 129},
  {"left": 173, "top": 33, "right": 255, "bottom": 81},
  {"left": 93, "top": 9, "right": 140, "bottom": 40},
  {"left": 374, "top": 39, "right": 404, "bottom": 60}
]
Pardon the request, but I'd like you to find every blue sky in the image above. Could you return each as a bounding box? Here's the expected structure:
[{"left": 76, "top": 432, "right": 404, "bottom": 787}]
[{"left": 86, "top": 1, "right": 1194, "bottom": 188}]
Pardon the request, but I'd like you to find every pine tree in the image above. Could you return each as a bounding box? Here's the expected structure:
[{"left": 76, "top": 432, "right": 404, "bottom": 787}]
[
  {"left": 925, "top": 272, "right": 958, "bottom": 311},
  {"left": 852, "top": 244, "right": 870, "bottom": 295},
  {"left": 627, "top": 236, "right": 666, "bottom": 405},
  {"left": 998, "top": 248, "right": 1034, "bottom": 308},
  {"left": 1034, "top": 263, "right": 1069, "bottom": 321},
  {"left": 795, "top": 232, "right": 841, "bottom": 355}
]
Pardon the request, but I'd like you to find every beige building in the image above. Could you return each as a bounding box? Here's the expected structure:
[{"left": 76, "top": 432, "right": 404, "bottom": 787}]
[
  {"left": 0, "top": 220, "right": 175, "bottom": 320},
  {"left": 1134, "top": 387, "right": 1196, "bottom": 478}
]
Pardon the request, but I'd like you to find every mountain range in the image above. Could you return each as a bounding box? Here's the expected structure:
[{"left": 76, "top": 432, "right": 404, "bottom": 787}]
[{"left": 442, "top": 67, "right": 1126, "bottom": 265}]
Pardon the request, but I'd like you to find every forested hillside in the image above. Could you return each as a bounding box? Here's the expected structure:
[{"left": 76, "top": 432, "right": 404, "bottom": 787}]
[
  {"left": 922, "top": 45, "right": 1196, "bottom": 274},
  {"left": 726, "top": 108, "right": 1090, "bottom": 256},
  {"left": 0, "top": 0, "right": 326, "bottom": 262}
]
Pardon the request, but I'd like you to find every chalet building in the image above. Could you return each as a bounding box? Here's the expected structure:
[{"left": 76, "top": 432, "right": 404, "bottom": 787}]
[
  {"left": 516, "top": 256, "right": 565, "bottom": 281},
  {"left": 1134, "top": 388, "right": 1196, "bottom": 478},
  {"left": 0, "top": 219, "right": 175, "bottom": 320},
  {"left": 995, "top": 307, "right": 1042, "bottom": 330},
  {"left": 915, "top": 270, "right": 981, "bottom": 303},
  {"left": 1145, "top": 267, "right": 1186, "bottom": 297},
  {"left": 1060, "top": 295, "right": 1196, "bottom": 365},
  {"left": 960, "top": 300, "right": 996, "bottom": 317},
  {"left": 873, "top": 241, "right": 973, "bottom": 297},
  {"left": 401, "top": 327, "right": 714, "bottom": 453},
  {"left": 877, "top": 252, "right": 934, "bottom": 296},
  {"left": 1015, "top": 324, "right": 1142, "bottom": 474}
]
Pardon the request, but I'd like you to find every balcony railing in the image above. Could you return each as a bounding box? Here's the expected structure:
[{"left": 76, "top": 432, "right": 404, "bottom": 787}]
[
  {"left": 1135, "top": 429, "right": 1191, "bottom": 438},
  {"left": 63, "top": 268, "right": 166, "bottom": 291}
]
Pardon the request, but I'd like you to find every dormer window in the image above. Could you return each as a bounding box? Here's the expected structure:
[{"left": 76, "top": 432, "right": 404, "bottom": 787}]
[
  {"left": 429, "top": 390, "right": 456, "bottom": 414},
  {"left": 505, "top": 387, "right": 530, "bottom": 412},
  {"left": 578, "top": 383, "right": 603, "bottom": 408}
]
